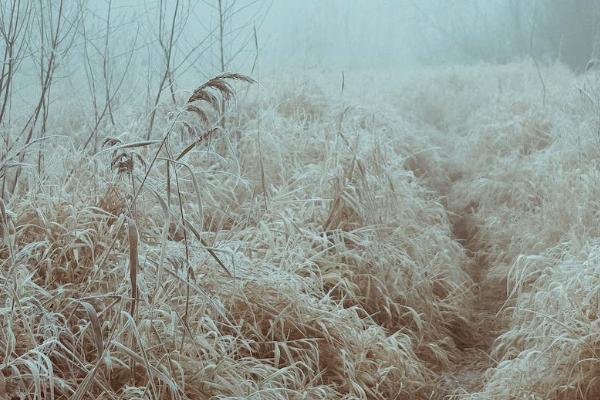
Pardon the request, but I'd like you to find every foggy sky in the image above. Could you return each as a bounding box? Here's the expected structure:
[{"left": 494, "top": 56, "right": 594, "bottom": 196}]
[{"left": 4, "top": 0, "right": 597, "bottom": 121}]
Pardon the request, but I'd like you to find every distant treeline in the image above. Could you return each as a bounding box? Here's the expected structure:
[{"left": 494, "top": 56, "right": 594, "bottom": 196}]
[{"left": 413, "top": 0, "right": 600, "bottom": 71}]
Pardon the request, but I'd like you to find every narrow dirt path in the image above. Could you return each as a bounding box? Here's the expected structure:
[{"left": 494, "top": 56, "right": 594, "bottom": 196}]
[{"left": 439, "top": 210, "right": 509, "bottom": 396}]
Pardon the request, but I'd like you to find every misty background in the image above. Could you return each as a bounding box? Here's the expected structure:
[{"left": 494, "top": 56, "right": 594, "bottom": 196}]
[{"left": 2, "top": 0, "right": 600, "bottom": 141}]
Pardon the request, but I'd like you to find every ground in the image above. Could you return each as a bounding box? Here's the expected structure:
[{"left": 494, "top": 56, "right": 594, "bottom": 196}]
[{"left": 2, "top": 63, "right": 600, "bottom": 399}]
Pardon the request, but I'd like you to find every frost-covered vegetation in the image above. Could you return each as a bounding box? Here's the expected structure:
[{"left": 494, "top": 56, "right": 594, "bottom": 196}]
[{"left": 2, "top": 1, "right": 600, "bottom": 399}]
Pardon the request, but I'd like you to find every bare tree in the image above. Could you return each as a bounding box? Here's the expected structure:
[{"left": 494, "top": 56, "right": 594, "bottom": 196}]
[
  {"left": 6, "top": 0, "right": 80, "bottom": 193},
  {"left": 536, "top": 0, "right": 600, "bottom": 71},
  {"left": 0, "top": 0, "right": 33, "bottom": 196},
  {"left": 146, "top": 0, "right": 183, "bottom": 139},
  {"left": 79, "top": 0, "right": 138, "bottom": 153}
]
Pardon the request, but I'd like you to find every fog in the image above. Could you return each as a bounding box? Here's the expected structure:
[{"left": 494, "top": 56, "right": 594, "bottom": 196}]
[
  {"left": 222, "top": 0, "right": 599, "bottom": 72},
  {"left": 2, "top": 1, "right": 600, "bottom": 130}
]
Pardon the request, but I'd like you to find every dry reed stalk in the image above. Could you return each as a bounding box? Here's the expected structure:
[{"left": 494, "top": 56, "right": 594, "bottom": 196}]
[
  {"left": 80, "top": 301, "right": 104, "bottom": 359},
  {"left": 187, "top": 73, "right": 255, "bottom": 110},
  {"left": 0, "top": 198, "right": 5, "bottom": 237},
  {"left": 128, "top": 218, "right": 139, "bottom": 315},
  {"left": 130, "top": 73, "right": 254, "bottom": 209}
]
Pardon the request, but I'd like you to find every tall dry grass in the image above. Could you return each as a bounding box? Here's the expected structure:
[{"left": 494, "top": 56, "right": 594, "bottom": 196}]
[
  {"left": 385, "top": 62, "right": 600, "bottom": 399},
  {"left": 0, "top": 72, "right": 475, "bottom": 399},
  {"left": 3, "top": 61, "right": 600, "bottom": 399}
]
